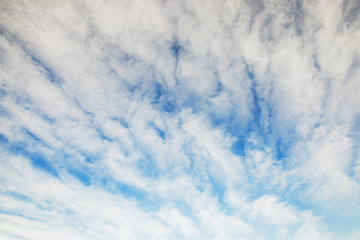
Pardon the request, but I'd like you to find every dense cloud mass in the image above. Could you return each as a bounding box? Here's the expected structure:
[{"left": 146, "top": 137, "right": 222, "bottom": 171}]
[{"left": 0, "top": 0, "right": 360, "bottom": 239}]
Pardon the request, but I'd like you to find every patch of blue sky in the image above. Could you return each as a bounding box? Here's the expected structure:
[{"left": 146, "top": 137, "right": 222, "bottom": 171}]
[
  {"left": 224, "top": 116, "right": 295, "bottom": 175},
  {"left": 72, "top": 97, "right": 95, "bottom": 119},
  {"left": 24, "top": 129, "right": 41, "bottom": 142},
  {"left": 345, "top": 58, "right": 360, "bottom": 81},
  {"left": 20, "top": 47, "right": 62, "bottom": 85},
  {"left": 342, "top": 0, "right": 360, "bottom": 24},
  {"left": 208, "top": 61, "right": 276, "bottom": 159},
  {"left": 17, "top": 147, "right": 58, "bottom": 177},
  {"left": 150, "top": 82, "right": 176, "bottom": 113},
  {"left": 222, "top": 125, "right": 261, "bottom": 159},
  {"left": 219, "top": 69, "right": 297, "bottom": 168},
  {"left": 149, "top": 122, "right": 166, "bottom": 140},
  {"left": 323, "top": 213, "right": 360, "bottom": 239},
  {"left": 272, "top": 177, "right": 318, "bottom": 213},
  {"left": 4, "top": 92, "right": 53, "bottom": 124},
  {"left": 0, "top": 230, "right": 26, "bottom": 240},
  {"left": 181, "top": 144, "right": 208, "bottom": 184},
  {"left": 128, "top": 81, "right": 145, "bottom": 94},
  {"left": 186, "top": 166, "right": 207, "bottom": 193},
  {"left": 160, "top": 99, "right": 176, "bottom": 113},
  {"left": 67, "top": 168, "right": 92, "bottom": 187},
  {"left": 243, "top": 60, "right": 279, "bottom": 138},
  {"left": 206, "top": 110, "right": 255, "bottom": 157},
  {"left": 244, "top": 60, "right": 255, "bottom": 80},
  {"left": 240, "top": 151, "right": 298, "bottom": 206},
  {"left": 14, "top": 92, "right": 33, "bottom": 111},
  {"left": 116, "top": 50, "right": 133, "bottom": 63},
  {"left": 34, "top": 109, "right": 55, "bottom": 124},
  {"left": 137, "top": 156, "right": 159, "bottom": 178},
  {"left": 293, "top": 0, "right": 304, "bottom": 36},
  {"left": 170, "top": 40, "right": 182, "bottom": 84},
  {"left": 170, "top": 40, "right": 182, "bottom": 59},
  {"left": 271, "top": 129, "right": 298, "bottom": 165},
  {"left": 80, "top": 151, "right": 98, "bottom": 164},
  {"left": 347, "top": 114, "right": 360, "bottom": 178},
  {"left": 179, "top": 93, "right": 205, "bottom": 113},
  {"left": 207, "top": 172, "right": 226, "bottom": 205},
  {"left": 313, "top": 54, "right": 322, "bottom": 71},
  {"left": 231, "top": 137, "right": 246, "bottom": 156},
  {"left": 3, "top": 191, "right": 32, "bottom": 203},
  {"left": 0, "top": 209, "right": 38, "bottom": 222},
  {"left": 63, "top": 145, "right": 99, "bottom": 164},
  {"left": 208, "top": 107, "right": 248, "bottom": 132},
  {"left": 0, "top": 133, "right": 9, "bottom": 144},
  {"left": 244, "top": 180, "right": 281, "bottom": 203},
  {"left": 94, "top": 126, "right": 112, "bottom": 142},
  {"left": 243, "top": 61, "right": 266, "bottom": 137},
  {"left": 101, "top": 178, "right": 147, "bottom": 202},
  {"left": 274, "top": 137, "right": 293, "bottom": 160},
  {"left": 3, "top": 135, "right": 58, "bottom": 177},
  {"left": 207, "top": 181, "right": 235, "bottom": 215},
  {"left": 111, "top": 117, "right": 129, "bottom": 128},
  {"left": 169, "top": 200, "right": 194, "bottom": 219},
  {"left": 0, "top": 88, "right": 6, "bottom": 98},
  {"left": 211, "top": 76, "right": 222, "bottom": 98},
  {"left": 182, "top": 145, "right": 197, "bottom": 172}
]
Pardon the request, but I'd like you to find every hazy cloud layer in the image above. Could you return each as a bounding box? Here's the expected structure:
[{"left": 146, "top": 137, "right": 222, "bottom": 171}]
[{"left": 0, "top": 0, "right": 359, "bottom": 239}]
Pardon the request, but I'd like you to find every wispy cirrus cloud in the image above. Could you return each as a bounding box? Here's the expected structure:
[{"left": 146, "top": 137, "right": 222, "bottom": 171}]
[{"left": 0, "top": 0, "right": 359, "bottom": 239}]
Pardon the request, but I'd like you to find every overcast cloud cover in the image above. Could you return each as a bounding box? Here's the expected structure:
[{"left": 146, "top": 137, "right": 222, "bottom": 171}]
[{"left": 0, "top": 0, "right": 360, "bottom": 239}]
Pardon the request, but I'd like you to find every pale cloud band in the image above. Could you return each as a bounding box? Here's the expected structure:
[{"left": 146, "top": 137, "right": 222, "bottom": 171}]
[{"left": 0, "top": 0, "right": 359, "bottom": 239}]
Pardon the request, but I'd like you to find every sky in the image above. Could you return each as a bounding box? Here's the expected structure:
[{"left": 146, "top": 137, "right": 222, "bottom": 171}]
[{"left": 0, "top": 0, "right": 360, "bottom": 239}]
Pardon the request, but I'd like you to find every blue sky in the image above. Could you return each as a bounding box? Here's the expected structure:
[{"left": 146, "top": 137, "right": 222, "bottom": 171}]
[{"left": 0, "top": 0, "right": 360, "bottom": 239}]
